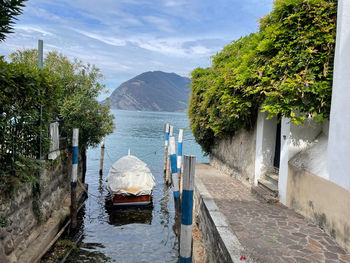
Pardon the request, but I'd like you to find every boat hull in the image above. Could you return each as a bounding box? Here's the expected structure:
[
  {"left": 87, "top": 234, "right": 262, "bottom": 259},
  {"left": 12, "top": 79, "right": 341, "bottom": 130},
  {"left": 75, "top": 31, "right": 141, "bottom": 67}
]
[{"left": 112, "top": 194, "right": 152, "bottom": 206}]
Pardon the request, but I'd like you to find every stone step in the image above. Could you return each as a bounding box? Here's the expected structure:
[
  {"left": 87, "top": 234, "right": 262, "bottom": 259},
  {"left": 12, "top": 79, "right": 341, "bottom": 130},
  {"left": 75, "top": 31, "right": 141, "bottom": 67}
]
[
  {"left": 251, "top": 185, "right": 279, "bottom": 203},
  {"left": 265, "top": 173, "right": 279, "bottom": 184},
  {"left": 258, "top": 178, "right": 278, "bottom": 196}
]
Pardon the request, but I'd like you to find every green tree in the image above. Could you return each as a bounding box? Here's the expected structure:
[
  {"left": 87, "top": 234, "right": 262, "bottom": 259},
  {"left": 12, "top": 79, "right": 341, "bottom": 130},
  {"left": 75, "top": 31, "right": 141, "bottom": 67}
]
[
  {"left": 0, "top": 0, "right": 27, "bottom": 41},
  {"left": 9, "top": 49, "right": 114, "bottom": 150}
]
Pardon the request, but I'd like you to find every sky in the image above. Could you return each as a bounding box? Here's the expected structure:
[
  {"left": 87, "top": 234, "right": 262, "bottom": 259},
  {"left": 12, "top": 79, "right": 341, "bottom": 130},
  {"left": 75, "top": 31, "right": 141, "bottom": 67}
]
[{"left": 0, "top": 0, "right": 274, "bottom": 100}]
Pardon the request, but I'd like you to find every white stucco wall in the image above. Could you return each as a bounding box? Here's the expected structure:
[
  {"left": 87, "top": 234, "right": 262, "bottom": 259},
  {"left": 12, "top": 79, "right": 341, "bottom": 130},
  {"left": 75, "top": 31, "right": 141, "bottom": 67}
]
[
  {"left": 327, "top": 0, "right": 350, "bottom": 191},
  {"left": 254, "top": 111, "right": 277, "bottom": 185},
  {"left": 288, "top": 119, "right": 323, "bottom": 160},
  {"left": 278, "top": 117, "right": 323, "bottom": 205},
  {"left": 289, "top": 134, "right": 328, "bottom": 180}
]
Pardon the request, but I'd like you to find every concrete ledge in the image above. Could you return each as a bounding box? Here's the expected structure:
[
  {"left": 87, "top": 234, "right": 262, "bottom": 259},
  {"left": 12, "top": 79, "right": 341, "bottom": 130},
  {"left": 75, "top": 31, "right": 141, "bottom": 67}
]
[{"left": 194, "top": 176, "right": 254, "bottom": 263}]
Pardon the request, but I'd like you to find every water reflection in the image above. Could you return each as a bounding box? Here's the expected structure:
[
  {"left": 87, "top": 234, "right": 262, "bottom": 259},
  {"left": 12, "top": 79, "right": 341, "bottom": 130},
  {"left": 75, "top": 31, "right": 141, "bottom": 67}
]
[{"left": 104, "top": 196, "right": 153, "bottom": 226}]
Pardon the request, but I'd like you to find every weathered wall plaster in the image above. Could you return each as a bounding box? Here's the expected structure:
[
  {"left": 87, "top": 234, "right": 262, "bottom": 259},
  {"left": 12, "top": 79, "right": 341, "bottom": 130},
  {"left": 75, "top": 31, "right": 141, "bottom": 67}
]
[
  {"left": 287, "top": 164, "right": 350, "bottom": 252},
  {"left": 279, "top": 117, "right": 323, "bottom": 205},
  {"left": 210, "top": 127, "right": 256, "bottom": 186}
]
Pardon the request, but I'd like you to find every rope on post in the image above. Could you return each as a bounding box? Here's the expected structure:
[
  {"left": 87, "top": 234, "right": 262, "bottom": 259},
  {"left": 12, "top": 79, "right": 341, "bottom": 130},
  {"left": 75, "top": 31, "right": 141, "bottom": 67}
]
[
  {"left": 179, "top": 155, "right": 196, "bottom": 263},
  {"left": 71, "top": 128, "right": 79, "bottom": 229},
  {"left": 164, "top": 123, "right": 170, "bottom": 176}
]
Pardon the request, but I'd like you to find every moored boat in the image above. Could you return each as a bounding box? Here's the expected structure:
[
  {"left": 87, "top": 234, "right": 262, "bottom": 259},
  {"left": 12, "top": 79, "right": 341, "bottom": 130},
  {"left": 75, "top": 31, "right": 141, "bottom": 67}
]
[{"left": 106, "top": 154, "right": 155, "bottom": 206}]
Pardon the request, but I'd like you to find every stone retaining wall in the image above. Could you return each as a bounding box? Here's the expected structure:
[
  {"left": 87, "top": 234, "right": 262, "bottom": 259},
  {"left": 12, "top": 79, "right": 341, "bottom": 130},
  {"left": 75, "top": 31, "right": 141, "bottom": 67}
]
[
  {"left": 0, "top": 149, "right": 83, "bottom": 263},
  {"left": 210, "top": 128, "right": 256, "bottom": 186}
]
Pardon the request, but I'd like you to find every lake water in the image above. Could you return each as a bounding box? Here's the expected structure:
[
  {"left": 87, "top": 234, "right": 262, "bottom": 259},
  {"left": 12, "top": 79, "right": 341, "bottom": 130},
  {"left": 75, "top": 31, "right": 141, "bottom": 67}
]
[{"left": 66, "top": 110, "right": 208, "bottom": 263}]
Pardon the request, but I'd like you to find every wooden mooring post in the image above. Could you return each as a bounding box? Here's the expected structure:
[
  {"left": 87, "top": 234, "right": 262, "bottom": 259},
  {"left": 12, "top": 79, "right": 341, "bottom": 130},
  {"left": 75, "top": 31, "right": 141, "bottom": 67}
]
[
  {"left": 71, "top": 128, "right": 79, "bottom": 229},
  {"left": 179, "top": 155, "right": 196, "bottom": 263},
  {"left": 164, "top": 123, "right": 170, "bottom": 177},
  {"left": 99, "top": 138, "right": 105, "bottom": 176}
]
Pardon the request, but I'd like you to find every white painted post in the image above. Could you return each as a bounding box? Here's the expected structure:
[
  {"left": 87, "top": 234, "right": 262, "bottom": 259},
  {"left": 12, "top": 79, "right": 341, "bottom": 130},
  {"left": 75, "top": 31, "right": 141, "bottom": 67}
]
[
  {"left": 169, "top": 137, "right": 180, "bottom": 203},
  {"left": 48, "top": 121, "right": 60, "bottom": 160},
  {"left": 180, "top": 155, "right": 196, "bottom": 263},
  {"left": 278, "top": 118, "right": 290, "bottom": 205},
  {"left": 71, "top": 128, "right": 79, "bottom": 229},
  {"left": 99, "top": 138, "right": 105, "bottom": 176},
  {"left": 164, "top": 123, "right": 170, "bottom": 176}
]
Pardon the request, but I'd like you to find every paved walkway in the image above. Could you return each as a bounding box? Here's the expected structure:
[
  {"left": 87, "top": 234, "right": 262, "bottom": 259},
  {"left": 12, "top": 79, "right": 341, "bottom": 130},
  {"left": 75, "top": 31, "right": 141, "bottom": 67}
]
[{"left": 195, "top": 163, "right": 350, "bottom": 263}]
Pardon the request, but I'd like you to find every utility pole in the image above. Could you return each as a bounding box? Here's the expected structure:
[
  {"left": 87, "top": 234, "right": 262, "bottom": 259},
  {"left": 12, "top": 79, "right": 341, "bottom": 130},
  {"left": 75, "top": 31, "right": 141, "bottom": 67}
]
[{"left": 38, "top": 40, "right": 43, "bottom": 160}]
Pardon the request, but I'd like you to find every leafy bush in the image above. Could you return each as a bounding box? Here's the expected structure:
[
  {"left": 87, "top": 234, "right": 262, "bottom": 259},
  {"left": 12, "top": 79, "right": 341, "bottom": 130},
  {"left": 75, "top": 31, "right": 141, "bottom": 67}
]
[
  {"left": 0, "top": 49, "right": 114, "bottom": 197},
  {"left": 189, "top": 0, "right": 337, "bottom": 153}
]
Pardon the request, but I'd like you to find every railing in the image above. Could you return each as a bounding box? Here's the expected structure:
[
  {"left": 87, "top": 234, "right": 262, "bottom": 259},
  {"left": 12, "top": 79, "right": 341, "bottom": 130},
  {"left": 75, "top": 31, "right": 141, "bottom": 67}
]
[{"left": 0, "top": 118, "right": 68, "bottom": 175}]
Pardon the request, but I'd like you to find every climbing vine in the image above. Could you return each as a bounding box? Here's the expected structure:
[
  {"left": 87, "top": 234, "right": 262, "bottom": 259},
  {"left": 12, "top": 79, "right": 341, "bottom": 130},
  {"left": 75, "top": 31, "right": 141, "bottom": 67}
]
[{"left": 189, "top": 0, "right": 337, "bottom": 153}]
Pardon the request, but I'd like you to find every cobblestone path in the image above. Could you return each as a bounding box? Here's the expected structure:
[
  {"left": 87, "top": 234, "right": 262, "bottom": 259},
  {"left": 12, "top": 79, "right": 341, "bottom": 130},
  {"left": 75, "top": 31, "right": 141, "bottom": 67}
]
[{"left": 196, "top": 163, "right": 350, "bottom": 263}]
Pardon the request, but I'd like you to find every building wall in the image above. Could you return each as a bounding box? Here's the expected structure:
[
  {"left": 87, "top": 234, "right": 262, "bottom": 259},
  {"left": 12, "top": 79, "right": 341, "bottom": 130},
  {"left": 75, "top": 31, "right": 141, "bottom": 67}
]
[
  {"left": 210, "top": 127, "right": 257, "bottom": 186},
  {"left": 287, "top": 165, "right": 350, "bottom": 252},
  {"left": 284, "top": 118, "right": 350, "bottom": 252},
  {"left": 327, "top": 0, "right": 350, "bottom": 192},
  {"left": 278, "top": 118, "right": 323, "bottom": 204},
  {"left": 284, "top": 2, "right": 350, "bottom": 252}
]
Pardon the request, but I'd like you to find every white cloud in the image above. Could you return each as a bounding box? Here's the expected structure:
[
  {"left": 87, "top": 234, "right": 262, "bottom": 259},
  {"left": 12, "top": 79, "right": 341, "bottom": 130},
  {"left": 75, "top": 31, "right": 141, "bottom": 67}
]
[
  {"left": 72, "top": 29, "right": 127, "bottom": 47},
  {"left": 14, "top": 25, "right": 54, "bottom": 37},
  {"left": 142, "top": 16, "right": 174, "bottom": 33},
  {"left": 190, "top": 45, "right": 211, "bottom": 55},
  {"left": 163, "top": 0, "right": 184, "bottom": 7}
]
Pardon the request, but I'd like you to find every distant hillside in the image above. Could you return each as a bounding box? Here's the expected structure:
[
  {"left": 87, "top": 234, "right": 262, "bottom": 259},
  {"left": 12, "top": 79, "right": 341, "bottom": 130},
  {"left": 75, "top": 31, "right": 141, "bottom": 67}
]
[{"left": 105, "top": 71, "right": 191, "bottom": 112}]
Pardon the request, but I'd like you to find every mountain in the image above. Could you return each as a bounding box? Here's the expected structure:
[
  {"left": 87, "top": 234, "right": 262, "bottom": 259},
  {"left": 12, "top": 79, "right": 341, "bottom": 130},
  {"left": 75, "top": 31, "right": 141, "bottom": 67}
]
[{"left": 105, "top": 71, "right": 191, "bottom": 112}]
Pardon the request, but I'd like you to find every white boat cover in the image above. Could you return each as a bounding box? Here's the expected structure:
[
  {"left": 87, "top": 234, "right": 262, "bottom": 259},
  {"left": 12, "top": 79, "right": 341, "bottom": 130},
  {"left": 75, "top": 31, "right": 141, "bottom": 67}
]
[{"left": 106, "top": 155, "right": 155, "bottom": 196}]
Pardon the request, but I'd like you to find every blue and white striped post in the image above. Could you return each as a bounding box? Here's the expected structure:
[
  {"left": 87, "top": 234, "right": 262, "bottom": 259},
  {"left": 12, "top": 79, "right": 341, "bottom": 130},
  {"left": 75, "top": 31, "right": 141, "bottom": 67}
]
[
  {"left": 164, "top": 123, "right": 170, "bottom": 176},
  {"left": 169, "top": 137, "right": 180, "bottom": 205},
  {"left": 71, "top": 128, "right": 79, "bottom": 229},
  {"left": 180, "top": 155, "right": 196, "bottom": 263},
  {"left": 166, "top": 125, "right": 174, "bottom": 185}
]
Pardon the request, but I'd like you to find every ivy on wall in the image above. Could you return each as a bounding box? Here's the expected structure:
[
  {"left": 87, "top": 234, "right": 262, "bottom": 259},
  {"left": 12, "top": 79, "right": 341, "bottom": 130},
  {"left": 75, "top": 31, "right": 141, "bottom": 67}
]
[{"left": 189, "top": 0, "right": 337, "bottom": 153}]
